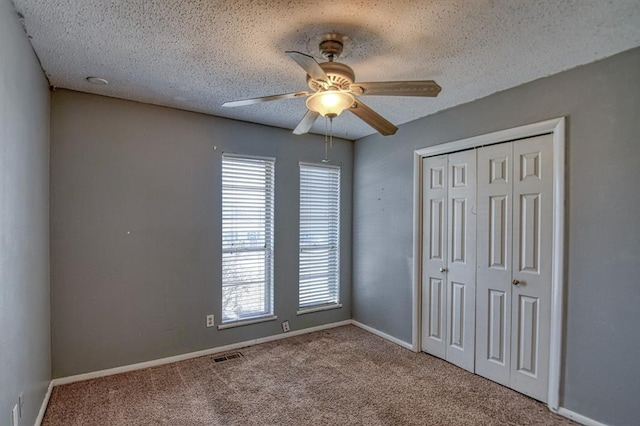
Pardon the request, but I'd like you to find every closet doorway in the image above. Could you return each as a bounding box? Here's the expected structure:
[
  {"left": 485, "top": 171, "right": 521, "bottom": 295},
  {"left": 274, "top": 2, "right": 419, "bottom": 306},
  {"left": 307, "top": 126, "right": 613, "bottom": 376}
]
[{"left": 412, "top": 118, "right": 565, "bottom": 411}]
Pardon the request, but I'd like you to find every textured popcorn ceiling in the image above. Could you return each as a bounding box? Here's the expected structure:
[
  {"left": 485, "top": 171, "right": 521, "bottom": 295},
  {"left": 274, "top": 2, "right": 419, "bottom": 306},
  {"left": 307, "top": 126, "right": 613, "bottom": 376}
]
[{"left": 12, "top": 0, "right": 640, "bottom": 140}]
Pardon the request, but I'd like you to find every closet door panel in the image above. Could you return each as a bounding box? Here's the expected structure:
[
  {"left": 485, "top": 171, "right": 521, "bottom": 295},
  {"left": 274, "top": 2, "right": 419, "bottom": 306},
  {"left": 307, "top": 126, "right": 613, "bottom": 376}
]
[
  {"left": 421, "top": 156, "right": 448, "bottom": 358},
  {"left": 476, "top": 143, "right": 513, "bottom": 386},
  {"left": 445, "top": 150, "right": 476, "bottom": 372},
  {"left": 510, "top": 134, "right": 553, "bottom": 402}
]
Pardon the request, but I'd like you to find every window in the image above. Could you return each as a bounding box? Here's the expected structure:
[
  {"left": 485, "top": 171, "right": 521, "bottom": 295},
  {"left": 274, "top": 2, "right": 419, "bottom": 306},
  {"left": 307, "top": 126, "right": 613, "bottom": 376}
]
[
  {"left": 222, "top": 154, "right": 275, "bottom": 324},
  {"left": 298, "top": 163, "right": 340, "bottom": 310}
]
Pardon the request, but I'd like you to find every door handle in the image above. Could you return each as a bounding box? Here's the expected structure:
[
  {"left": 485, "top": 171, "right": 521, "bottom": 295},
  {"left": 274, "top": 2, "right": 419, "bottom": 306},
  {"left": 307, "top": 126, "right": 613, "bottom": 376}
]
[
  {"left": 512, "top": 279, "right": 522, "bottom": 286},
  {"left": 439, "top": 267, "right": 448, "bottom": 273}
]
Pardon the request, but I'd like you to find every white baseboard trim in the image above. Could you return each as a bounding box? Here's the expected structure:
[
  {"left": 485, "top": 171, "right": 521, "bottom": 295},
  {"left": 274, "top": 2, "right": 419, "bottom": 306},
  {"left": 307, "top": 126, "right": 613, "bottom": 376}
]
[
  {"left": 556, "top": 407, "right": 608, "bottom": 426},
  {"left": 351, "top": 320, "right": 414, "bottom": 350},
  {"left": 34, "top": 381, "right": 53, "bottom": 426},
  {"left": 51, "top": 319, "right": 352, "bottom": 387}
]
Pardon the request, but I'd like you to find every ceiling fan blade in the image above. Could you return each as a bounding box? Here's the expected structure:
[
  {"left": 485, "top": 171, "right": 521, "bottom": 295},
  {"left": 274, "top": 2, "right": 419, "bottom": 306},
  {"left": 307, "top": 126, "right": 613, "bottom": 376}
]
[
  {"left": 348, "top": 100, "right": 398, "bottom": 136},
  {"left": 285, "top": 51, "right": 329, "bottom": 83},
  {"left": 350, "top": 80, "right": 441, "bottom": 97},
  {"left": 222, "top": 91, "right": 310, "bottom": 107},
  {"left": 293, "top": 110, "right": 320, "bottom": 135}
]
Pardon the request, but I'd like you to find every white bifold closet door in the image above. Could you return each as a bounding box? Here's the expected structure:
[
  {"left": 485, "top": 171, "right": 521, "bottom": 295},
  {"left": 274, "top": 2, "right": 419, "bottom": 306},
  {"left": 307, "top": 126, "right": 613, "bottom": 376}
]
[
  {"left": 475, "top": 134, "right": 553, "bottom": 402},
  {"left": 421, "top": 133, "right": 553, "bottom": 403},
  {"left": 421, "top": 150, "right": 477, "bottom": 372}
]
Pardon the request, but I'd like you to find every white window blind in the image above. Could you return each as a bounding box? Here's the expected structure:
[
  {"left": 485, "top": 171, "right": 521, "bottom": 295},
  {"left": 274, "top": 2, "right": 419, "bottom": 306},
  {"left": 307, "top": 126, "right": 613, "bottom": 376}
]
[
  {"left": 299, "top": 163, "right": 340, "bottom": 309},
  {"left": 222, "top": 154, "right": 275, "bottom": 323}
]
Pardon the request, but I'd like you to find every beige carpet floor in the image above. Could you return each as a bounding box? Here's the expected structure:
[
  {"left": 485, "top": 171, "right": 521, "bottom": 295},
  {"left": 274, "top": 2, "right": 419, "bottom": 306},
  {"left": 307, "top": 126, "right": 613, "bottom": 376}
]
[{"left": 43, "top": 325, "right": 574, "bottom": 425}]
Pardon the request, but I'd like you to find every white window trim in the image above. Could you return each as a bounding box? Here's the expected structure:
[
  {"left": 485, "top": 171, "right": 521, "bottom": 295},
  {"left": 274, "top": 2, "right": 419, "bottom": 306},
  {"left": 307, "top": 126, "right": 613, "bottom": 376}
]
[
  {"left": 222, "top": 152, "right": 277, "bottom": 163},
  {"left": 298, "top": 162, "right": 341, "bottom": 310},
  {"left": 221, "top": 153, "right": 275, "bottom": 324},
  {"left": 299, "top": 161, "right": 341, "bottom": 170},
  {"left": 217, "top": 315, "right": 278, "bottom": 330},
  {"left": 296, "top": 303, "right": 343, "bottom": 316}
]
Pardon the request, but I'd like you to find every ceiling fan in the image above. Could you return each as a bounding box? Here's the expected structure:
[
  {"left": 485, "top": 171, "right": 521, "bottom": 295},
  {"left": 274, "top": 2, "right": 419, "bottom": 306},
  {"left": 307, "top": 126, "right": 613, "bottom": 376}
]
[{"left": 222, "top": 34, "right": 441, "bottom": 136}]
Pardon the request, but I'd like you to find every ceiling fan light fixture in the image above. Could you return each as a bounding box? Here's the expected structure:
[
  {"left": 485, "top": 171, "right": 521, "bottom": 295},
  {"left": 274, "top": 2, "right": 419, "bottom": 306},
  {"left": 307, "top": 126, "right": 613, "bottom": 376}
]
[{"left": 306, "top": 90, "right": 354, "bottom": 118}]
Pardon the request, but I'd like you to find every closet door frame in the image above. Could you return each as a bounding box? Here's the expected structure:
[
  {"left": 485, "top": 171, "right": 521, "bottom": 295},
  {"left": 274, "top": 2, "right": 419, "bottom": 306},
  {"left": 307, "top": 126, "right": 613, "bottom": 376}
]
[{"left": 412, "top": 117, "right": 565, "bottom": 412}]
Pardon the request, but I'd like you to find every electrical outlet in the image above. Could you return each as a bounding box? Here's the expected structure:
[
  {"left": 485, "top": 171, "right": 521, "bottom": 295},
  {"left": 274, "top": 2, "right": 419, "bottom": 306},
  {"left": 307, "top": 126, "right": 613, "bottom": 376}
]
[
  {"left": 12, "top": 404, "right": 18, "bottom": 426},
  {"left": 281, "top": 321, "right": 290, "bottom": 333},
  {"left": 18, "top": 393, "right": 23, "bottom": 418},
  {"left": 206, "top": 314, "right": 215, "bottom": 327}
]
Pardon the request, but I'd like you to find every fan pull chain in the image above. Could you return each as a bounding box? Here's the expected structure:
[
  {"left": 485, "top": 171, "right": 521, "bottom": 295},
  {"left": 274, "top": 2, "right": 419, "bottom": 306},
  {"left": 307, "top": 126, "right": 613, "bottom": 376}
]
[
  {"left": 323, "top": 116, "right": 329, "bottom": 163},
  {"left": 330, "top": 117, "right": 334, "bottom": 149}
]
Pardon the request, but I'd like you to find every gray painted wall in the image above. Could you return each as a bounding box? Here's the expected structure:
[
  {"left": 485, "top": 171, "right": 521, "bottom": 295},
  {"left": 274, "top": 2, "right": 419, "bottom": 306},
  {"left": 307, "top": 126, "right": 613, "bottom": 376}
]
[
  {"left": 353, "top": 47, "right": 640, "bottom": 425},
  {"left": 0, "top": 0, "right": 51, "bottom": 424},
  {"left": 50, "top": 90, "right": 352, "bottom": 378}
]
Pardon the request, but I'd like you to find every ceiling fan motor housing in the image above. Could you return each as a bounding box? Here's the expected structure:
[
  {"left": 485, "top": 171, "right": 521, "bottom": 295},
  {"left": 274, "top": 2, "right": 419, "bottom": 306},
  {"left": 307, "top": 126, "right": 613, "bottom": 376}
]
[
  {"left": 319, "top": 39, "right": 344, "bottom": 58},
  {"left": 307, "top": 62, "right": 356, "bottom": 92}
]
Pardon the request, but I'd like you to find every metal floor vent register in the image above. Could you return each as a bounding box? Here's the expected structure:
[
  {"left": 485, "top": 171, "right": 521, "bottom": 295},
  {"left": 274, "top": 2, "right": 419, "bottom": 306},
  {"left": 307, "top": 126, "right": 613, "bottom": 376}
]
[{"left": 213, "top": 352, "right": 243, "bottom": 363}]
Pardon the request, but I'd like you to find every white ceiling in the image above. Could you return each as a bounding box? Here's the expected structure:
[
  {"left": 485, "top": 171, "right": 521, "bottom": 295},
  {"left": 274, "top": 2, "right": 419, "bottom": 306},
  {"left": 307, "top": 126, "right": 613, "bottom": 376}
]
[{"left": 11, "top": 0, "right": 640, "bottom": 140}]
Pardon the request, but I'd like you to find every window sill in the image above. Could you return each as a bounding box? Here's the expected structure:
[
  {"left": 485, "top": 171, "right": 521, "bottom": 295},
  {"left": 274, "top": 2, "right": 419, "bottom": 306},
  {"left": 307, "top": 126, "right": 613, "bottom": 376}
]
[
  {"left": 296, "top": 304, "right": 342, "bottom": 316},
  {"left": 217, "top": 315, "right": 278, "bottom": 330}
]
